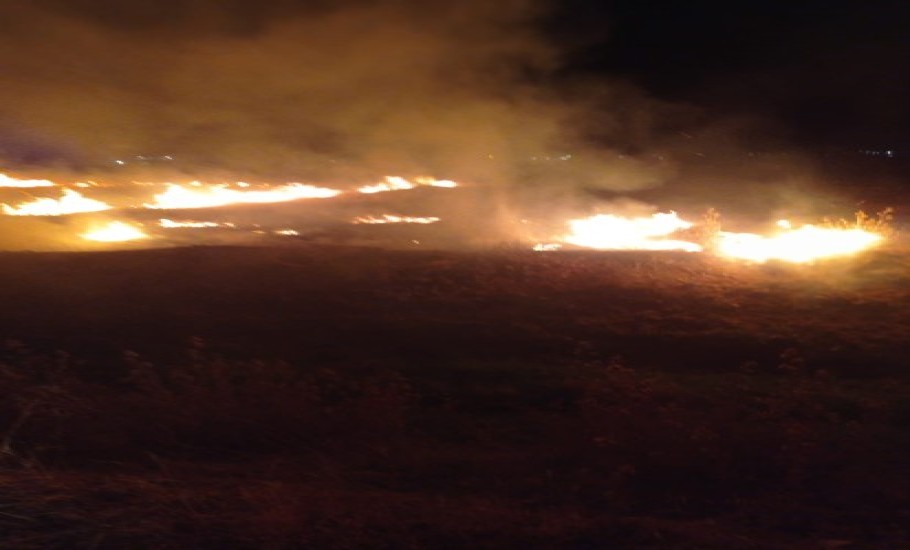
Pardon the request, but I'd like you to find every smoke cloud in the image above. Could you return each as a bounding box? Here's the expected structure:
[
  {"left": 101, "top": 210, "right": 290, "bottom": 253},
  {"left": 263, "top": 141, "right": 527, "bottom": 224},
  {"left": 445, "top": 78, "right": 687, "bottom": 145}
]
[{"left": 0, "top": 0, "right": 699, "bottom": 189}]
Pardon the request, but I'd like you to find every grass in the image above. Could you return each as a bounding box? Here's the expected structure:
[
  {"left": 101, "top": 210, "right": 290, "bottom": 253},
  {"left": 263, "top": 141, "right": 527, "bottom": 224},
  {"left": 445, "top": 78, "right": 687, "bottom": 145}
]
[{"left": 0, "top": 244, "right": 908, "bottom": 547}]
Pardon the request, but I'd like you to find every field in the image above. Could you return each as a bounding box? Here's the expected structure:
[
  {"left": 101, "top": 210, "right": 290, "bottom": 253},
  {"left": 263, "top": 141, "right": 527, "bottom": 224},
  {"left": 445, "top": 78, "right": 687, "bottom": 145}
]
[{"left": 0, "top": 242, "right": 908, "bottom": 548}]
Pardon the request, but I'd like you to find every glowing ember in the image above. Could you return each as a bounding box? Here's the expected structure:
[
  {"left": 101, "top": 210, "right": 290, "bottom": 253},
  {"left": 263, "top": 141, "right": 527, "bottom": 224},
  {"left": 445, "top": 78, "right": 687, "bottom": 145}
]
[
  {"left": 81, "top": 221, "right": 149, "bottom": 242},
  {"left": 352, "top": 214, "right": 441, "bottom": 224},
  {"left": 715, "top": 220, "right": 882, "bottom": 263},
  {"left": 555, "top": 212, "right": 702, "bottom": 252},
  {"left": 357, "top": 176, "right": 457, "bottom": 194},
  {"left": 144, "top": 182, "right": 342, "bottom": 209},
  {"left": 2, "top": 189, "right": 112, "bottom": 216}
]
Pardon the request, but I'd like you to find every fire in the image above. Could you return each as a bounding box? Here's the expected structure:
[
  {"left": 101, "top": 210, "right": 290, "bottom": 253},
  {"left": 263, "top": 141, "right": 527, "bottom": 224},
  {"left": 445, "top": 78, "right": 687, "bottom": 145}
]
[
  {"left": 2, "top": 189, "right": 112, "bottom": 216},
  {"left": 158, "top": 218, "right": 231, "bottom": 228},
  {"left": 715, "top": 220, "right": 883, "bottom": 263},
  {"left": 549, "top": 212, "right": 702, "bottom": 252},
  {"left": 357, "top": 176, "right": 457, "bottom": 194},
  {"left": 0, "top": 173, "right": 57, "bottom": 188},
  {"left": 143, "top": 182, "right": 342, "bottom": 209},
  {"left": 81, "top": 221, "right": 149, "bottom": 242},
  {"left": 352, "top": 214, "right": 441, "bottom": 224}
]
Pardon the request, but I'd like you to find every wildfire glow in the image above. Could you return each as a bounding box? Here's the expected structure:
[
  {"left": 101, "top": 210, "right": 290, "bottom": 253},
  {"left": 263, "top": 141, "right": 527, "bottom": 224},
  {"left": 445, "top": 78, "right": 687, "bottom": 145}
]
[
  {"left": 357, "top": 176, "right": 457, "bottom": 194},
  {"left": 352, "top": 214, "right": 441, "bottom": 224},
  {"left": 144, "top": 182, "right": 342, "bottom": 209},
  {"left": 0, "top": 173, "right": 57, "bottom": 188},
  {"left": 715, "top": 220, "right": 883, "bottom": 263},
  {"left": 554, "top": 212, "right": 702, "bottom": 252},
  {"left": 2, "top": 189, "right": 113, "bottom": 216},
  {"left": 81, "top": 221, "right": 149, "bottom": 242}
]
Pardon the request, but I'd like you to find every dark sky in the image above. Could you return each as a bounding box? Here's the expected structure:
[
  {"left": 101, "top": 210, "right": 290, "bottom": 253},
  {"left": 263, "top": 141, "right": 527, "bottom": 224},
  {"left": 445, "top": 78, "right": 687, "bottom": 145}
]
[{"left": 551, "top": 0, "right": 910, "bottom": 148}]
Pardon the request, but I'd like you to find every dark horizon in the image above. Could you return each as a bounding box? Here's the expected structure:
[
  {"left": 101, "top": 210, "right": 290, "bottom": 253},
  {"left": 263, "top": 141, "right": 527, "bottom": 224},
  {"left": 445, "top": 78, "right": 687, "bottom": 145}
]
[{"left": 549, "top": 0, "right": 910, "bottom": 150}]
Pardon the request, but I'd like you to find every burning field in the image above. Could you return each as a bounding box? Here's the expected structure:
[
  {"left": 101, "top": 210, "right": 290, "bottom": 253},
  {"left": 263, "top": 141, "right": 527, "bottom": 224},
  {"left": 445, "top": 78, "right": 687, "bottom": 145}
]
[
  {"left": 0, "top": 167, "right": 908, "bottom": 547},
  {"left": 1, "top": 0, "right": 909, "bottom": 545},
  {"left": 0, "top": 170, "right": 896, "bottom": 264}
]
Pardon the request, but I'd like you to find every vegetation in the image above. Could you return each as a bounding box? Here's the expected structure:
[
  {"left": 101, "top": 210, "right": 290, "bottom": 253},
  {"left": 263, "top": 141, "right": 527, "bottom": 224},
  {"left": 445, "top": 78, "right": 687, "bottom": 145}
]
[{"left": 0, "top": 245, "right": 908, "bottom": 547}]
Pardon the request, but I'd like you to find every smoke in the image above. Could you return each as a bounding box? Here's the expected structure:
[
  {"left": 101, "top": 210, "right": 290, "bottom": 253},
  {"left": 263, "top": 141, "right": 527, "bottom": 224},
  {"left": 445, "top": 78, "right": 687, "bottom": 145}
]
[
  {"left": 0, "top": 0, "right": 839, "bottom": 250},
  {"left": 0, "top": 1, "right": 699, "bottom": 187}
]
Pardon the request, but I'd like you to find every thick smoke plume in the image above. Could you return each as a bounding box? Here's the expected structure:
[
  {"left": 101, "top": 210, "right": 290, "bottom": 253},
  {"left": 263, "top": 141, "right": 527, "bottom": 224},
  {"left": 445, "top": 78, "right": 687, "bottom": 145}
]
[{"left": 0, "top": 0, "right": 665, "bottom": 188}]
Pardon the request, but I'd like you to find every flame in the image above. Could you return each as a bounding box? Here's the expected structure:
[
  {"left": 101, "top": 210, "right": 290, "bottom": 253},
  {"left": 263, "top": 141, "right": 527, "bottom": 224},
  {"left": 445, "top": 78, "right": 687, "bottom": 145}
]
[
  {"left": 158, "top": 218, "right": 230, "bottom": 228},
  {"left": 2, "top": 189, "right": 113, "bottom": 216},
  {"left": 554, "top": 212, "right": 703, "bottom": 252},
  {"left": 81, "top": 221, "right": 149, "bottom": 242},
  {"left": 143, "top": 182, "right": 342, "bottom": 209},
  {"left": 357, "top": 176, "right": 457, "bottom": 194},
  {"left": 0, "top": 173, "right": 58, "bottom": 188},
  {"left": 352, "top": 214, "right": 441, "bottom": 224},
  {"left": 715, "top": 220, "right": 883, "bottom": 263}
]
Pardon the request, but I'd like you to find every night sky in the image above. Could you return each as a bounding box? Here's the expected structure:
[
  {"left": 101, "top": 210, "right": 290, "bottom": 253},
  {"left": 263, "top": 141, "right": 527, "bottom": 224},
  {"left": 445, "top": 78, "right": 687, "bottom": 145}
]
[
  {"left": 552, "top": 0, "right": 910, "bottom": 149},
  {"left": 1, "top": 0, "right": 907, "bottom": 172}
]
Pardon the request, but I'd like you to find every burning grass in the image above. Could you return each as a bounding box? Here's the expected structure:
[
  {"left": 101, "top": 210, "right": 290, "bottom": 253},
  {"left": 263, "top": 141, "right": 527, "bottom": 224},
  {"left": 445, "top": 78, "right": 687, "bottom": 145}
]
[{"left": 0, "top": 245, "right": 908, "bottom": 547}]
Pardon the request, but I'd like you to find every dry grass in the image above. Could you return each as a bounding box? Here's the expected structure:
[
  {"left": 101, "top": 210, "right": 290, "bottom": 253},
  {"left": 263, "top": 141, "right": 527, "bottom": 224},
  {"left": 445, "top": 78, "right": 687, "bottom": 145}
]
[{"left": 0, "top": 245, "right": 908, "bottom": 547}]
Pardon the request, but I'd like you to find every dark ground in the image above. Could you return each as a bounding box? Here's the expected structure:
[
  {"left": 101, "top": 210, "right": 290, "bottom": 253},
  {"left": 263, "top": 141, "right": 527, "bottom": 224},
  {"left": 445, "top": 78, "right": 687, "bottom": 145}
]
[{"left": 0, "top": 241, "right": 908, "bottom": 548}]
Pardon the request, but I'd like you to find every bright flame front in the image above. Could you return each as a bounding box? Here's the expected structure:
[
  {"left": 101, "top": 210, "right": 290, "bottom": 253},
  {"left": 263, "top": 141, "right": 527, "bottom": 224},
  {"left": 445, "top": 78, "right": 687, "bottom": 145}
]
[
  {"left": 144, "top": 182, "right": 342, "bottom": 209},
  {"left": 2, "top": 189, "right": 113, "bottom": 216},
  {"left": 159, "top": 218, "right": 231, "bottom": 228},
  {"left": 81, "top": 221, "right": 149, "bottom": 242},
  {"left": 554, "top": 212, "right": 702, "bottom": 252},
  {"left": 0, "top": 173, "right": 57, "bottom": 188},
  {"left": 357, "top": 176, "right": 457, "bottom": 194},
  {"left": 716, "top": 220, "right": 883, "bottom": 263},
  {"left": 352, "top": 214, "right": 441, "bottom": 224}
]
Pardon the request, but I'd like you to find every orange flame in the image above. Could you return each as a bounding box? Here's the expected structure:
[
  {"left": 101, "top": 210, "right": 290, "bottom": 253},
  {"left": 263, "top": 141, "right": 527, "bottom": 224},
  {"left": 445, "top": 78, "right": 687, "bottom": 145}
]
[
  {"left": 715, "top": 220, "right": 883, "bottom": 263},
  {"left": 81, "top": 221, "right": 149, "bottom": 242},
  {"left": 352, "top": 214, "right": 441, "bottom": 224},
  {"left": 0, "top": 173, "right": 57, "bottom": 188},
  {"left": 158, "top": 218, "right": 230, "bottom": 228},
  {"left": 543, "top": 212, "right": 702, "bottom": 252},
  {"left": 357, "top": 176, "right": 457, "bottom": 194},
  {"left": 2, "top": 189, "right": 113, "bottom": 216},
  {"left": 143, "top": 182, "right": 342, "bottom": 209}
]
